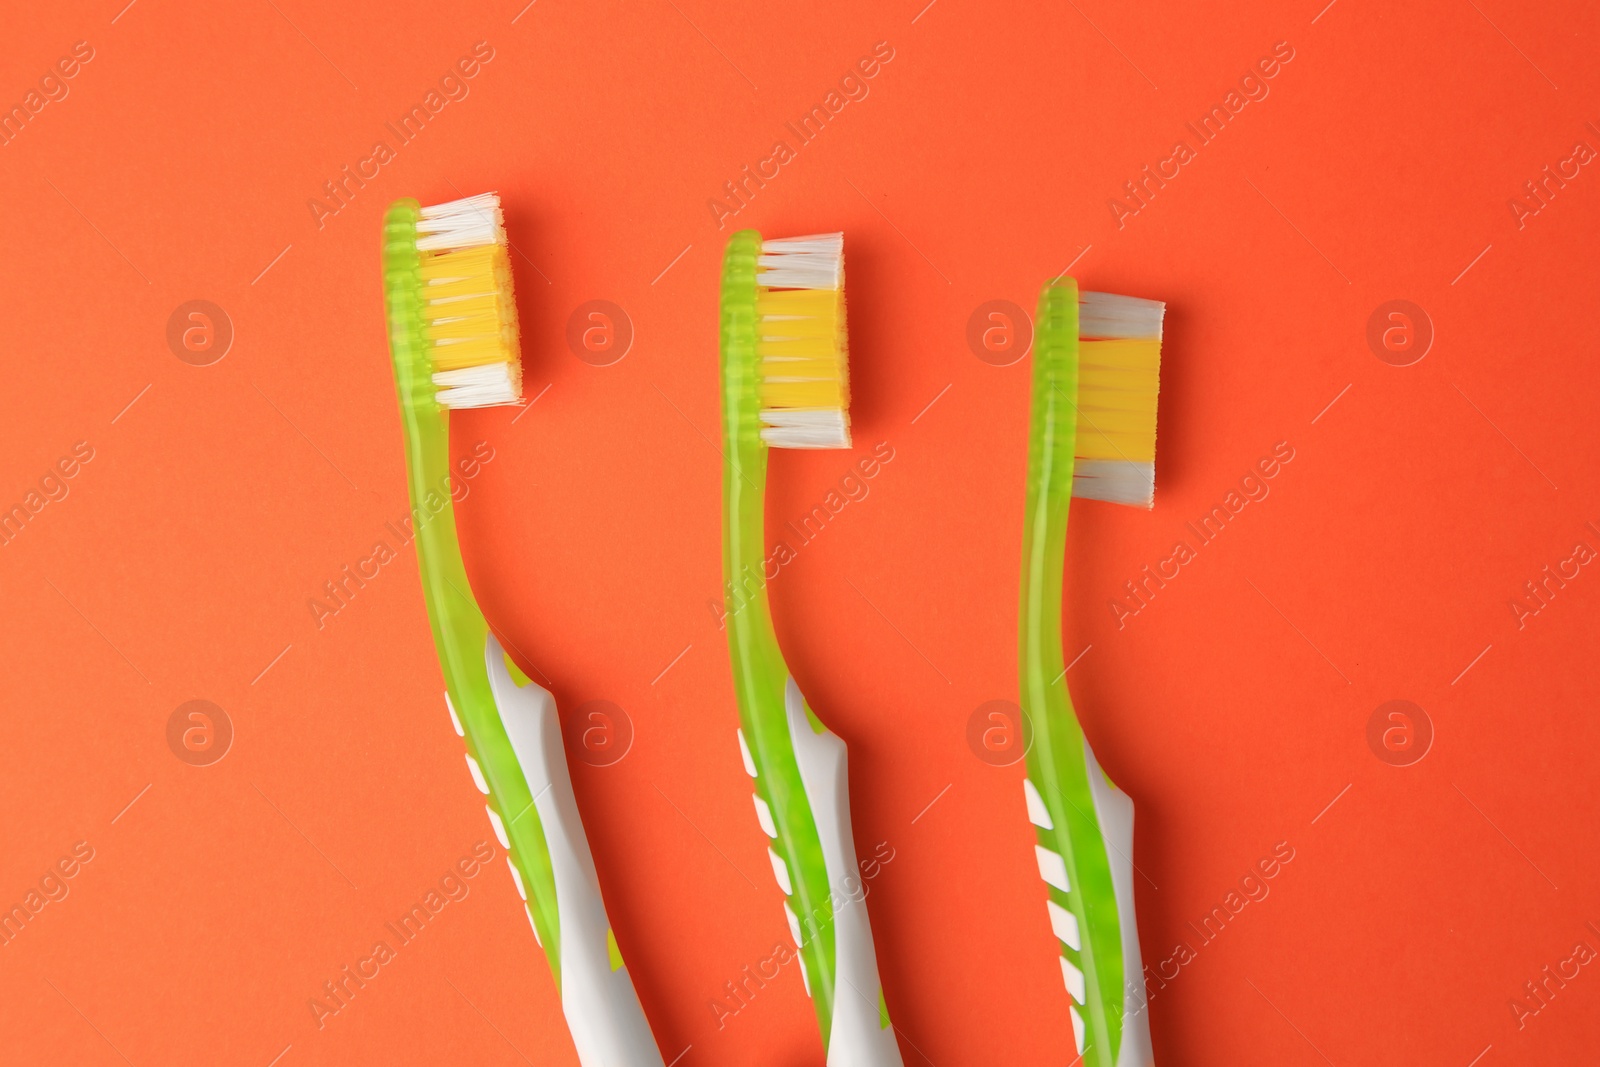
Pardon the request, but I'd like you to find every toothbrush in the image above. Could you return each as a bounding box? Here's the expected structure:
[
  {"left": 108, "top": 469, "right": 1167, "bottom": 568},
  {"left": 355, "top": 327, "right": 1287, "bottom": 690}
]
[
  {"left": 381, "top": 192, "right": 664, "bottom": 1067},
  {"left": 1019, "top": 277, "right": 1164, "bottom": 1066},
  {"left": 718, "top": 229, "right": 903, "bottom": 1065}
]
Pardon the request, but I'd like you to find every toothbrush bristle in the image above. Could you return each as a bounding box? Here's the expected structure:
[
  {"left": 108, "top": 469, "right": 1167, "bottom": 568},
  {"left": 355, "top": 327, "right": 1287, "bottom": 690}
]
[
  {"left": 1071, "top": 291, "right": 1164, "bottom": 508},
  {"left": 415, "top": 193, "right": 522, "bottom": 408},
  {"left": 755, "top": 232, "right": 850, "bottom": 449}
]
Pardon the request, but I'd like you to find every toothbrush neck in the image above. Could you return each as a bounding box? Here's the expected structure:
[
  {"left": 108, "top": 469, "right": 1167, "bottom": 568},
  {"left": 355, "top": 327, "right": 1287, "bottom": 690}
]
[
  {"left": 399, "top": 395, "right": 491, "bottom": 680},
  {"left": 1020, "top": 282, "right": 1080, "bottom": 699},
  {"left": 722, "top": 408, "right": 781, "bottom": 662}
]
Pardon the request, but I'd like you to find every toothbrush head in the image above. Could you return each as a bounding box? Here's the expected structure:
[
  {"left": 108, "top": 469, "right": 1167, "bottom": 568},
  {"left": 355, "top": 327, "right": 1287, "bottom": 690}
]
[
  {"left": 382, "top": 192, "right": 522, "bottom": 409},
  {"left": 747, "top": 232, "right": 851, "bottom": 449},
  {"left": 1071, "top": 290, "right": 1165, "bottom": 507}
]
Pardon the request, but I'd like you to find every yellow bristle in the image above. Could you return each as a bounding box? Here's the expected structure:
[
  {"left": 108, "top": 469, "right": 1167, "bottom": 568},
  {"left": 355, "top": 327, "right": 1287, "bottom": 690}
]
[
  {"left": 429, "top": 339, "right": 515, "bottom": 372},
  {"left": 1074, "top": 339, "right": 1161, "bottom": 463},
  {"left": 416, "top": 242, "right": 521, "bottom": 396},
  {"left": 760, "top": 378, "right": 845, "bottom": 409},
  {"left": 419, "top": 243, "right": 501, "bottom": 282},
  {"left": 754, "top": 279, "right": 851, "bottom": 448}
]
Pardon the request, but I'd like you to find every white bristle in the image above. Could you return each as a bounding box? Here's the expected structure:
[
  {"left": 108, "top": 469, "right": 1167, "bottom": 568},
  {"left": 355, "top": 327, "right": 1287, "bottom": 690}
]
[
  {"left": 1072, "top": 460, "right": 1155, "bottom": 507},
  {"left": 416, "top": 193, "right": 504, "bottom": 252},
  {"left": 758, "top": 233, "right": 844, "bottom": 290},
  {"left": 432, "top": 363, "right": 518, "bottom": 408},
  {"left": 1079, "top": 291, "right": 1164, "bottom": 340},
  {"left": 760, "top": 408, "right": 850, "bottom": 449}
]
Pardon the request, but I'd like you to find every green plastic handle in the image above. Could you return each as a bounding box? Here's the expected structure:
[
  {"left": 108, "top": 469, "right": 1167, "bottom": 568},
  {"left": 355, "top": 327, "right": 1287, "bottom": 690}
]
[{"left": 1021, "top": 277, "right": 1125, "bottom": 1064}]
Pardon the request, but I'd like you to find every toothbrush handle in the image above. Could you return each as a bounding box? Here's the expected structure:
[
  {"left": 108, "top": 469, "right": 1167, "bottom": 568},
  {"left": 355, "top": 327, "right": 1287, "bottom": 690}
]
[
  {"left": 755, "top": 680, "right": 904, "bottom": 1067},
  {"left": 1079, "top": 744, "right": 1155, "bottom": 1067},
  {"left": 1019, "top": 277, "right": 1152, "bottom": 1066},
  {"left": 485, "top": 637, "right": 664, "bottom": 1067}
]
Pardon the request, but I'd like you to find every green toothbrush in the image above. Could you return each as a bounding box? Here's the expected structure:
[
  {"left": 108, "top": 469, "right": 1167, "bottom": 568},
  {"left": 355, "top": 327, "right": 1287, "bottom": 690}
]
[
  {"left": 719, "top": 229, "right": 903, "bottom": 1064},
  {"left": 1020, "top": 276, "right": 1164, "bottom": 1065},
  {"left": 381, "top": 192, "right": 664, "bottom": 1066}
]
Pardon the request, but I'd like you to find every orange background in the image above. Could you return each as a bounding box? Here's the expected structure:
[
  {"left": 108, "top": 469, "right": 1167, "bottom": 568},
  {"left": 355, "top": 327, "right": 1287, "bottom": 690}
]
[{"left": 3, "top": 1, "right": 1598, "bottom": 1064}]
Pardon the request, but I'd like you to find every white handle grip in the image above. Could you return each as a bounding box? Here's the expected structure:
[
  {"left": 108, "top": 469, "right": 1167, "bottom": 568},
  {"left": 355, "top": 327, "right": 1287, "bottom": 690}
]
[
  {"left": 486, "top": 637, "right": 665, "bottom": 1067},
  {"left": 785, "top": 679, "right": 904, "bottom": 1067},
  {"left": 1082, "top": 741, "right": 1154, "bottom": 1067}
]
